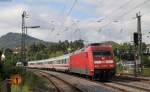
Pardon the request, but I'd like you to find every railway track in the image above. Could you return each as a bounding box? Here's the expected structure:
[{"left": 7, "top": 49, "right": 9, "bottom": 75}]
[
  {"left": 91, "top": 75, "right": 150, "bottom": 92},
  {"left": 115, "top": 74, "right": 150, "bottom": 83},
  {"left": 33, "top": 70, "right": 84, "bottom": 92},
  {"left": 79, "top": 74, "right": 150, "bottom": 92},
  {"left": 70, "top": 75, "right": 150, "bottom": 92},
  {"left": 100, "top": 81, "right": 150, "bottom": 92},
  {"left": 31, "top": 69, "right": 150, "bottom": 92},
  {"left": 108, "top": 75, "right": 150, "bottom": 92},
  {"left": 112, "top": 81, "right": 150, "bottom": 92}
]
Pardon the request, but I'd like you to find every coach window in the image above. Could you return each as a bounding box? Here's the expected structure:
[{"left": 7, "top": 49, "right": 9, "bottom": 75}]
[
  {"left": 62, "top": 60, "right": 64, "bottom": 64},
  {"left": 61, "top": 60, "right": 63, "bottom": 64},
  {"left": 54, "top": 60, "right": 56, "bottom": 64},
  {"left": 64, "top": 59, "right": 66, "bottom": 64},
  {"left": 57, "top": 60, "right": 60, "bottom": 64}
]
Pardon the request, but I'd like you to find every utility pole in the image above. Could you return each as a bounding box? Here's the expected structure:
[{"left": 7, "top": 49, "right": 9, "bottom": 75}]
[
  {"left": 21, "top": 11, "right": 27, "bottom": 66},
  {"left": 133, "top": 32, "right": 138, "bottom": 77},
  {"left": 136, "top": 12, "right": 143, "bottom": 74}
]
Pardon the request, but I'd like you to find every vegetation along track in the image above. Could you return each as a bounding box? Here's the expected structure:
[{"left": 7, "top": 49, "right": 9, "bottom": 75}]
[{"left": 34, "top": 70, "right": 84, "bottom": 92}]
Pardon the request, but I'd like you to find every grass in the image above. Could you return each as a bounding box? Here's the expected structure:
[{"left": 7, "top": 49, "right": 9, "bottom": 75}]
[
  {"left": 0, "top": 66, "right": 52, "bottom": 92},
  {"left": 11, "top": 71, "right": 37, "bottom": 92},
  {"left": 11, "top": 70, "right": 51, "bottom": 92},
  {"left": 142, "top": 67, "right": 150, "bottom": 76},
  {"left": 11, "top": 85, "right": 31, "bottom": 92}
]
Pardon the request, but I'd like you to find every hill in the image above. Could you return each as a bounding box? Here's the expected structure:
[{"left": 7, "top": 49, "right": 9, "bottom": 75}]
[
  {"left": 0, "top": 32, "right": 55, "bottom": 48},
  {"left": 102, "top": 41, "right": 119, "bottom": 45}
]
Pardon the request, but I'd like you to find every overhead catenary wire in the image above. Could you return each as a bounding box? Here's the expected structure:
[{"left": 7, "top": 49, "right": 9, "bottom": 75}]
[
  {"left": 103, "top": 0, "right": 133, "bottom": 20},
  {"left": 116, "top": 0, "right": 150, "bottom": 19},
  {"left": 53, "top": 0, "right": 150, "bottom": 41},
  {"left": 49, "top": 0, "right": 69, "bottom": 41},
  {"left": 59, "top": 0, "right": 78, "bottom": 27},
  {"left": 66, "top": 0, "right": 77, "bottom": 18},
  {"left": 72, "top": 20, "right": 82, "bottom": 40},
  {"left": 55, "top": 0, "right": 78, "bottom": 39},
  {"left": 50, "top": 0, "right": 68, "bottom": 32},
  {"left": 61, "top": 0, "right": 69, "bottom": 16},
  {"left": 97, "top": 0, "right": 150, "bottom": 32}
]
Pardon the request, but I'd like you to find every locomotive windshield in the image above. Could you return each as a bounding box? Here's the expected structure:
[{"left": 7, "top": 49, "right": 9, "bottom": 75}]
[{"left": 93, "top": 50, "right": 112, "bottom": 57}]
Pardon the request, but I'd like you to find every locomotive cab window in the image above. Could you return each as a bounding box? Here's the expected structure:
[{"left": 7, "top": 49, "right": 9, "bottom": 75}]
[{"left": 93, "top": 50, "right": 112, "bottom": 57}]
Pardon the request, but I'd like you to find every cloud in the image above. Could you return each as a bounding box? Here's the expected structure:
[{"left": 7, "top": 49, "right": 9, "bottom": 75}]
[
  {"left": 0, "top": 0, "right": 150, "bottom": 44},
  {"left": 0, "top": 4, "right": 27, "bottom": 36}
]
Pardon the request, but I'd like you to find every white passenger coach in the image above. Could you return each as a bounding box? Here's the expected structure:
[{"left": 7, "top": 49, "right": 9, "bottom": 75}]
[{"left": 28, "top": 54, "right": 70, "bottom": 72}]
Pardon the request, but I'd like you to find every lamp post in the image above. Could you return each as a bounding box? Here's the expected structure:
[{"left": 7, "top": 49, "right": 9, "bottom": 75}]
[{"left": 25, "top": 26, "right": 40, "bottom": 64}]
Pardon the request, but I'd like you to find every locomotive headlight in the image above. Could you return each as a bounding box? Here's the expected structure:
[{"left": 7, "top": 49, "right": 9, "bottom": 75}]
[
  {"left": 106, "top": 60, "right": 113, "bottom": 63},
  {"left": 94, "top": 60, "right": 102, "bottom": 64}
]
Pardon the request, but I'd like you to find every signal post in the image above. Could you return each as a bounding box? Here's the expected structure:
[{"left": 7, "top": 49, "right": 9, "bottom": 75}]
[{"left": 133, "top": 12, "right": 143, "bottom": 77}]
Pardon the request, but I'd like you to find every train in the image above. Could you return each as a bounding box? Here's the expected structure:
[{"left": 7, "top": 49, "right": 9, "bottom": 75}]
[{"left": 27, "top": 43, "right": 116, "bottom": 80}]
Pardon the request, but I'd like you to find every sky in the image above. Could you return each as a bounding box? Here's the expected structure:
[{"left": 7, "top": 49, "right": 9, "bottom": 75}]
[{"left": 0, "top": 0, "right": 150, "bottom": 44}]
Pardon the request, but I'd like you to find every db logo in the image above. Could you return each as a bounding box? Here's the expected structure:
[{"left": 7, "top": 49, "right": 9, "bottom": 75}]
[{"left": 101, "top": 57, "right": 105, "bottom": 60}]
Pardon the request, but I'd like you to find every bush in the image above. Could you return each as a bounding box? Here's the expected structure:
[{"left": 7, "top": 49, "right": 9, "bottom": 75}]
[{"left": 143, "top": 56, "right": 150, "bottom": 67}]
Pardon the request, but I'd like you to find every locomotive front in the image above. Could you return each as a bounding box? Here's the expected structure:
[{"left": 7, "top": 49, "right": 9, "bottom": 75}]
[{"left": 88, "top": 44, "right": 116, "bottom": 80}]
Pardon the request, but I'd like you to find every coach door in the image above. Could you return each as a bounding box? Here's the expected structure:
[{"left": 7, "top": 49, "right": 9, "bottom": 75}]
[{"left": 85, "top": 52, "right": 89, "bottom": 75}]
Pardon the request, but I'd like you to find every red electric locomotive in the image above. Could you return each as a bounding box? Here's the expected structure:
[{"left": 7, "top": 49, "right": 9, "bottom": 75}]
[{"left": 70, "top": 43, "right": 116, "bottom": 80}]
